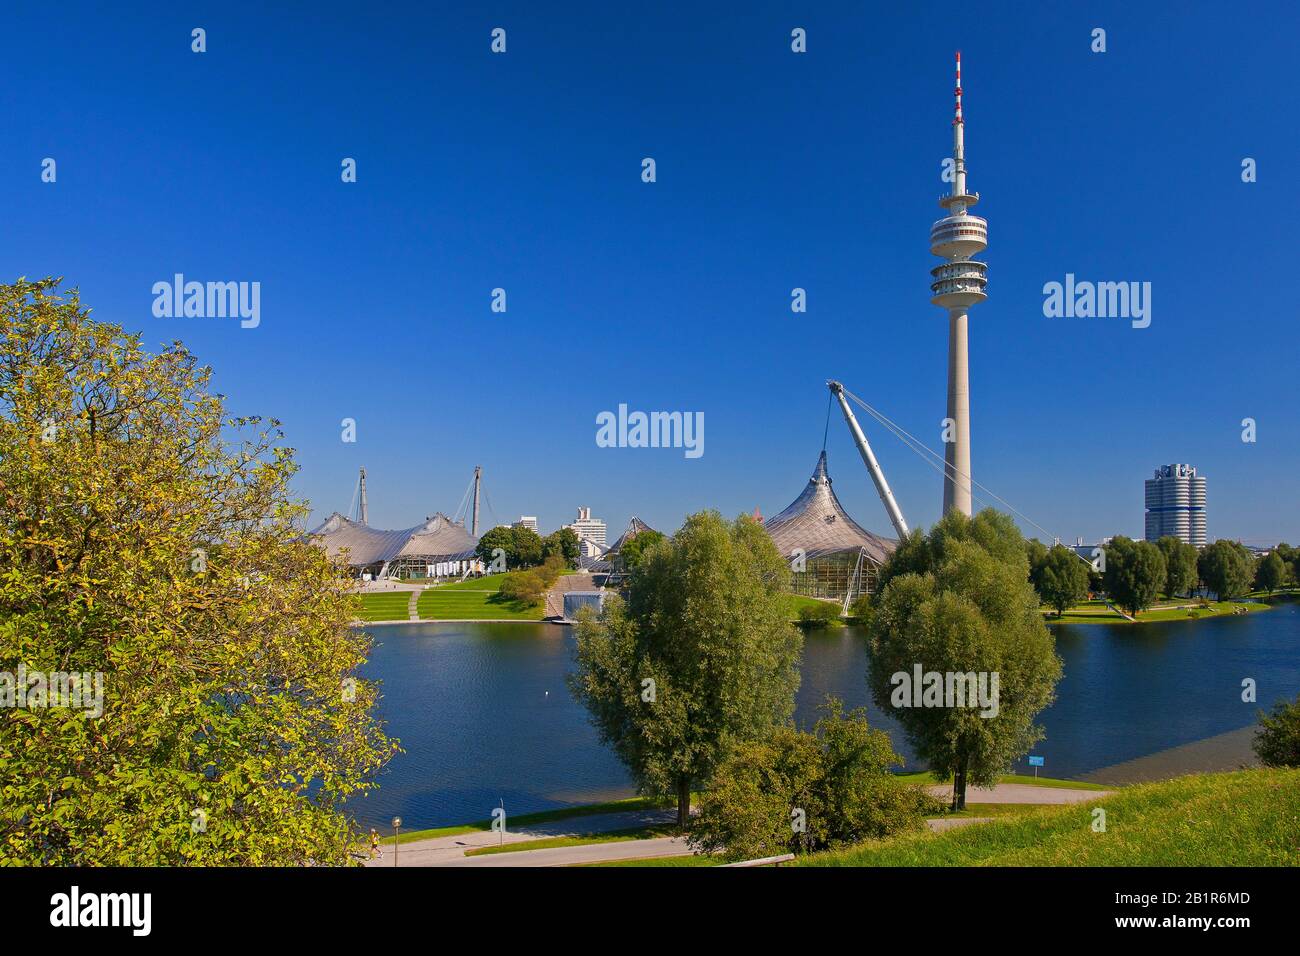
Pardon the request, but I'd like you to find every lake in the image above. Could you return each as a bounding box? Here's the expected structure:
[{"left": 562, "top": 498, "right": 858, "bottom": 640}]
[{"left": 348, "top": 600, "right": 1300, "bottom": 831}]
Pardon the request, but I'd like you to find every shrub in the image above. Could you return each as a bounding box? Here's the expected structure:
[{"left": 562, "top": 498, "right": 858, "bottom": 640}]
[
  {"left": 688, "top": 698, "right": 938, "bottom": 861},
  {"left": 1254, "top": 695, "right": 1300, "bottom": 768},
  {"left": 498, "top": 570, "right": 545, "bottom": 606}
]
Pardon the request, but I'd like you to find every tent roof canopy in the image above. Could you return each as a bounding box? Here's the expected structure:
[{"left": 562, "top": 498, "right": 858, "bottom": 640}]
[{"left": 764, "top": 451, "right": 896, "bottom": 564}]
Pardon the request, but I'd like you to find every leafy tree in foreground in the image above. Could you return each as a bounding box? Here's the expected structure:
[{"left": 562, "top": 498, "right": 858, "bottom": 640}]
[
  {"left": 868, "top": 509, "right": 1062, "bottom": 810},
  {"left": 1156, "top": 535, "right": 1200, "bottom": 598},
  {"left": 568, "top": 511, "right": 801, "bottom": 826},
  {"left": 1253, "top": 694, "right": 1300, "bottom": 768},
  {"left": 1036, "top": 544, "right": 1090, "bottom": 617},
  {"left": 0, "top": 278, "right": 397, "bottom": 865},
  {"left": 1101, "top": 536, "right": 1167, "bottom": 616},
  {"left": 1198, "top": 539, "right": 1256, "bottom": 600},
  {"left": 688, "top": 698, "right": 937, "bottom": 861}
]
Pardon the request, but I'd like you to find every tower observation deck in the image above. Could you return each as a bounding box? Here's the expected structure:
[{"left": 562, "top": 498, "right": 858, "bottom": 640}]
[{"left": 931, "top": 51, "right": 987, "bottom": 516}]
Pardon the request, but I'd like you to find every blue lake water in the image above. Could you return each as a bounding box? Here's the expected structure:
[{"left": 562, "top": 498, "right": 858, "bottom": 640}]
[{"left": 348, "top": 600, "right": 1300, "bottom": 831}]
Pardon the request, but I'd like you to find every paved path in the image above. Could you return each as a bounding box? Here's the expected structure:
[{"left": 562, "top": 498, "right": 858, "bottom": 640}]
[
  {"left": 925, "top": 783, "right": 1111, "bottom": 805},
  {"left": 437, "top": 836, "right": 690, "bottom": 867},
  {"left": 367, "top": 783, "right": 1109, "bottom": 867},
  {"left": 363, "top": 808, "right": 676, "bottom": 868}
]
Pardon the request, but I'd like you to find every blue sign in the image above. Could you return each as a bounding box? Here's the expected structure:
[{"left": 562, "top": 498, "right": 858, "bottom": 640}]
[{"left": 1028, "top": 756, "right": 1044, "bottom": 767}]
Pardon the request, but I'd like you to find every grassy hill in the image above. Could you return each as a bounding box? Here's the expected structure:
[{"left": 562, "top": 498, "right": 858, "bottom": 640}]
[{"left": 800, "top": 768, "right": 1300, "bottom": 866}]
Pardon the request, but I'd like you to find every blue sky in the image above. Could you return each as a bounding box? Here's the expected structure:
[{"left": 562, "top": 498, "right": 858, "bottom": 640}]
[{"left": 3, "top": 1, "right": 1296, "bottom": 545}]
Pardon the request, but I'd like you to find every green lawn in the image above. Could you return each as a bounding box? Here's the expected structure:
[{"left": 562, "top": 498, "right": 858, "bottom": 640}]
[
  {"left": 579, "top": 854, "right": 720, "bottom": 868},
  {"left": 415, "top": 587, "right": 545, "bottom": 621},
  {"left": 1044, "top": 598, "right": 1270, "bottom": 625},
  {"left": 355, "top": 592, "right": 411, "bottom": 622},
  {"left": 801, "top": 768, "right": 1300, "bottom": 866}
]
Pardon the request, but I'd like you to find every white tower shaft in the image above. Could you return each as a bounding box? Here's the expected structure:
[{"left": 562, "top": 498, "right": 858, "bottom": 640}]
[{"left": 930, "top": 50, "right": 986, "bottom": 517}]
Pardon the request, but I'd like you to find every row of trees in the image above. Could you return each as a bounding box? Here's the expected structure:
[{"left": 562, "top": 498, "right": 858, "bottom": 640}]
[
  {"left": 1026, "top": 534, "right": 1292, "bottom": 617},
  {"left": 474, "top": 524, "right": 580, "bottom": 572},
  {"left": 569, "top": 506, "right": 1064, "bottom": 858}
]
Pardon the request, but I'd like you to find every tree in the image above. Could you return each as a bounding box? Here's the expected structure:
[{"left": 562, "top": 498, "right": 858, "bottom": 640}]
[
  {"left": 541, "top": 527, "right": 580, "bottom": 568},
  {"left": 474, "top": 525, "right": 515, "bottom": 570},
  {"left": 1156, "top": 536, "right": 1199, "bottom": 598},
  {"left": 1253, "top": 694, "right": 1300, "bottom": 768},
  {"left": 0, "top": 278, "right": 396, "bottom": 864},
  {"left": 1255, "top": 552, "right": 1289, "bottom": 595},
  {"left": 1024, "top": 537, "right": 1049, "bottom": 590},
  {"left": 1036, "top": 545, "right": 1090, "bottom": 617},
  {"left": 688, "top": 699, "right": 936, "bottom": 861},
  {"left": 868, "top": 509, "right": 1062, "bottom": 810},
  {"left": 618, "top": 528, "right": 666, "bottom": 570},
  {"left": 875, "top": 507, "right": 1030, "bottom": 601},
  {"left": 1101, "top": 536, "right": 1167, "bottom": 616},
  {"left": 567, "top": 511, "right": 801, "bottom": 826},
  {"left": 1198, "top": 540, "right": 1256, "bottom": 600},
  {"left": 474, "top": 524, "right": 543, "bottom": 571},
  {"left": 510, "top": 525, "right": 543, "bottom": 567}
]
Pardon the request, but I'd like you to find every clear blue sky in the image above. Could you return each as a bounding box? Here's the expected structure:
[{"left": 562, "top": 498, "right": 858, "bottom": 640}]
[{"left": 4, "top": 1, "right": 1296, "bottom": 545}]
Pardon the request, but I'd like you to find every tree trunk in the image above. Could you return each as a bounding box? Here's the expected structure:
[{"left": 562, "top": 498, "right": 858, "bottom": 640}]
[
  {"left": 952, "top": 757, "right": 968, "bottom": 811},
  {"left": 676, "top": 775, "right": 691, "bottom": 828}
]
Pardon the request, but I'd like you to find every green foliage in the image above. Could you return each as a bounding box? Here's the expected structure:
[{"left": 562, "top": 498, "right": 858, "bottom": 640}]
[
  {"left": 474, "top": 524, "right": 544, "bottom": 571},
  {"left": 1024, "top": 537, "right": 1048, "bottom": 588},
  {"left": 689, "top": 699, "right": 937, "bottom": 861},
  {"left": 1255, "top": 552, "right": 1289, "bottom": 594},
  {"left": 1253, "top": 695, "right": 1300, "bottom": 768},
  {"left": 847, "top": 593, "right": 874, "bottom": 625},
  {"left": 868, "top": 509, "right": 1062, "bottom": 810},
  {"left": 1197, "top": 539, "right": 1256, "bottom": 600},
  {"left": 797, "top": 601, "right": 842, "bottom": 629},
  {"left": 567, "top": 511, "right": 801, "bottom": 825},
  {"left": 1101, "top": 536, "right": 1167, "bottom": 615},
  {"left": 541, "top": 527, "right": 580, "bottom": 568},
  {"left": 0, "top": 278, "right": 397, "bottom": 865},
  {"left": 498, "top": 570, "right": 545, "bottom": 606},
  {"left": 875, "top": 509, "right": 1030, "bottom": 601},
  {"left": 618, "top": 529, "right": 666, "bottom": 570},
  {"left": 1156, "top": 535, "right": 1199, "bottom": 598},
  {"left": 1036, "top": 545, "right": 1090, "bottom": 617}
]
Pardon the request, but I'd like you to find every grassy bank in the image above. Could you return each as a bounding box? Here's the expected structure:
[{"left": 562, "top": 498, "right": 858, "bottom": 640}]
[
  {"left": 355, "top": 591, "right": 410, "bottom": 622},
  {"left": 1043, "top": 597, "right": 1270, "bottom": 625},
  {"left": 800, "top": 768, "right": 1300, "bottom": 866}
]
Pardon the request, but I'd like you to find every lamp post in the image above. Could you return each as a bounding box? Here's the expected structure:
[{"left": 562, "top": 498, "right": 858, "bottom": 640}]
[{"left": 391, "top": 816, "right": 402, "bottom": 867}]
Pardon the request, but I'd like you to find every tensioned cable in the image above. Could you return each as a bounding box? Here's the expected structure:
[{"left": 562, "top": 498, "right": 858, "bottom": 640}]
[{"left": 838, "top": 385, "right": 1092, "bottom": 567}]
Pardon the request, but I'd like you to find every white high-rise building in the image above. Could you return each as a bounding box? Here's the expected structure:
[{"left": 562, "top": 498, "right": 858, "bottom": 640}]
[
  {"left": 564, "top": 507, "right": 607, "bottom": 550},
  {"left": 930, "top": 52, "right": 989, "bottom": 517},
  {"left": 1144, "top": 464, "right": 1207, "bottom": 547},
  {"left": 512, "top": 516, "right": 539, "bottom": 535}
]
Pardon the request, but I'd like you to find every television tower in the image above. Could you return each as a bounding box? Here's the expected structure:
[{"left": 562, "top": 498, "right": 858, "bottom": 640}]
[{"left": 930, "top": 51, "right": 988, "bottom": 516}]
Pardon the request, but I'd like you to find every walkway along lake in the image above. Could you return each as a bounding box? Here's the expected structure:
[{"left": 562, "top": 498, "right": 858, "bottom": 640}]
[{"left": 347, "top": 599, "right": 1300, "bottom": 832}]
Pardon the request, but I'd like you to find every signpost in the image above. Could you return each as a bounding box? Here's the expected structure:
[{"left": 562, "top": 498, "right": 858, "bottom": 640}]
[{"left": 1028, "top": 755, "right": 1044, "bottom": 779}]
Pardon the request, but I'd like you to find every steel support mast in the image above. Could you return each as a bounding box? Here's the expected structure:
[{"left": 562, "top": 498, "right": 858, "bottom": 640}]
[{"left": 827, "top": 381, "right": 909, "bottom": 539}]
